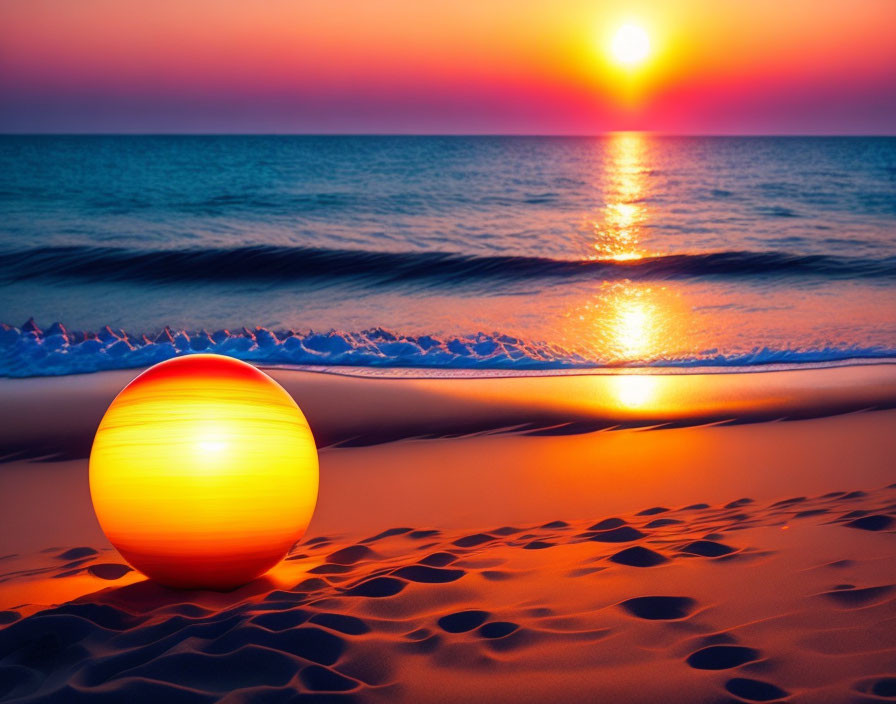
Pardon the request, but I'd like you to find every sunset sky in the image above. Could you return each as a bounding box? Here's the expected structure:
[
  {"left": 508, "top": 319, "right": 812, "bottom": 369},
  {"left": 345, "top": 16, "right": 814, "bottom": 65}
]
[{"left": 1, "top": 0, "right": 894, "bottom": 134}]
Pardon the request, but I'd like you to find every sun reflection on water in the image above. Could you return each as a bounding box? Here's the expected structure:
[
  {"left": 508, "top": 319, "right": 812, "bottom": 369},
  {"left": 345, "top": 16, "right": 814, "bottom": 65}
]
[
  {"left": 611, "top": 374, "right": 657, "bottom": 409},
  {"left": 558, "top": 133, "right": 691, "bottom": 372},
  {"left": 608, "top": 288, "right": 657, "bottom": 359},
  {"left": 563, "top": 282, "right": 672, "bottom": 364},
  {"left": 590, "top": 132, "right": 649, "bottom": 262}
]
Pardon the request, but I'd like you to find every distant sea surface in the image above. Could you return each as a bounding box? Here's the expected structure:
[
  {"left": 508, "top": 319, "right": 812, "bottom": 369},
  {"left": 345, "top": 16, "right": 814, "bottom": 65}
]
[{"left": 1, "top": 135, "right": 894, "bottom": 377}]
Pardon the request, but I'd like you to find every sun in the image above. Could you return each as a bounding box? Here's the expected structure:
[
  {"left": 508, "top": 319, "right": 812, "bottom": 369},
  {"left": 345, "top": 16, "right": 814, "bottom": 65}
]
[{"left": 610, "top": 24, "right": 650, "bottom": 67}]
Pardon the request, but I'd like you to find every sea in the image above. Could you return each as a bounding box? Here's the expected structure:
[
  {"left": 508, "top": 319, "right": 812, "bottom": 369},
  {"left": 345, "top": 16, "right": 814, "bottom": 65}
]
[{"left": 1, "top": 134, "right": 894, "bottom": 377}]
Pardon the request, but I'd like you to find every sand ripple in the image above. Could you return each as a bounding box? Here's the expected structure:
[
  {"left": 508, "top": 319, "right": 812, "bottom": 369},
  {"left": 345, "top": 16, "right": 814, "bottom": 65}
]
[{"left": 1, "top": 485, "right": 895, "bottom": 702}]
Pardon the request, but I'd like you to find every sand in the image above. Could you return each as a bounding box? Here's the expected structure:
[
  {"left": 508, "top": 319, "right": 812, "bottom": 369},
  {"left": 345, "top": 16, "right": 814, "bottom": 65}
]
[{"left": 1, "top": 365, "right": 895, "bottom": 702}]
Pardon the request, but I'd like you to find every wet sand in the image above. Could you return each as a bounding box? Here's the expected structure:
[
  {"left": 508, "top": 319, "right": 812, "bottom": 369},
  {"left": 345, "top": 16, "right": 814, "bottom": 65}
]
[{"left": 1, "top": 365, "right": 895, "bottom": 702}]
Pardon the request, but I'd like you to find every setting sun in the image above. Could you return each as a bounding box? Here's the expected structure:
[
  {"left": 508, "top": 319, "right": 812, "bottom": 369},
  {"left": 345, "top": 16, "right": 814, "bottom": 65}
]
[{"left": 610, "top": 24, "right": 651, "bottom": 67}]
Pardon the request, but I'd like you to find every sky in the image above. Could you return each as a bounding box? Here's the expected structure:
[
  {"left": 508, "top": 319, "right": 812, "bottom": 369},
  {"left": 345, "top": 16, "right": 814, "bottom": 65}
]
[{"left": 1, "top": 0, "right": 895, "bottom": 134}]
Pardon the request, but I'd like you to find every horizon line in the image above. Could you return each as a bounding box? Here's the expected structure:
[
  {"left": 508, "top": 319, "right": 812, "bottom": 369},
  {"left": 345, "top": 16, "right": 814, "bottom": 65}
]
[{"left": 1, "top": 132, "right": 895, "bottom": 138}]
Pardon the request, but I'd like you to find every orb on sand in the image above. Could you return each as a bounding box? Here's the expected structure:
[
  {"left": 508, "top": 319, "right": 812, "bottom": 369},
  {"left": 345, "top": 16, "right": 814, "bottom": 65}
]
[{"left": 89, "top": 354, "right": 318, "bottom": 590}]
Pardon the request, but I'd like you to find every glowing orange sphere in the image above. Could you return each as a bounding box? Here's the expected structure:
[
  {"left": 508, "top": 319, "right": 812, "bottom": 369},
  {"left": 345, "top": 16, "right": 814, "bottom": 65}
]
[{"left": 89, "top": 354, "right": 319, "bottom": 590}]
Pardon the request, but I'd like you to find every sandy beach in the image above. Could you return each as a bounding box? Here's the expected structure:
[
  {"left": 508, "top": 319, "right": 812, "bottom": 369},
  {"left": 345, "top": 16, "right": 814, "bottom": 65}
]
[{"left": 1, "top": 364, "right": 895, "bottom": 702}]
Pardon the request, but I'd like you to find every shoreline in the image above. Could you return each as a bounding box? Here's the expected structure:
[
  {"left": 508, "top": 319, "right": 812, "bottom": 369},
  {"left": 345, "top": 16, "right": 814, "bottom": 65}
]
[
  {"left": 270, "top": 355, "right": 896, "bottom": 378},
  {"left": 3, "top": 362, "right": 896, "bottom": 462}
]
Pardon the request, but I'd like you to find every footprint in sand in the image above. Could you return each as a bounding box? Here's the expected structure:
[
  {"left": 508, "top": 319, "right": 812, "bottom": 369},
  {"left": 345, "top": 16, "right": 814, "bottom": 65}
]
[
  {"left": 609, "top": 546, "right": 668, "bottom": 567},
  {"left": 588, "top": 527, "right": 646, "bottom": 543},
  {"left": 294, "top": 577, "right": 330, "bottom": 592},
  {"left": 342, "top": 576, "right": 406, "bottom": 597},
  {"left": 770, "top": 496, "right": 807, "bottom": 508},
  {"left": 362, "top": 527, "right": 413, "bottom": 543},
  {"left": 477, "top": 621, "right": 519, "bottom": 639},
  {"left": 56, "top": 547, "right": 98, "bottom": 560},
  {"left": 853, "top": 676, "right": 896, "bottom": 699},
  {"left": 523, "top": 540, "right": 555, "bottom": 550},
  {"left": 589, "top": 518, "right": 628, "bottom": 530},
  {"left": 679, "top": 540, "right": 737, "bottom": 557},
  {"left": 309, "top": 563, "right": 355, "bottom": 575},
  {"left": 408, "top": 529, "right": 441, "bottom": 539},
  {"left": 725, "top": 677, "right": 789, "bottom": 701},
  {"left": 819, "top": 584, "right": 893, "bottom": 608},
  {"left": 326, "top": 545, "right": 376, "bottom": 565},
  {"left": 794, "top": 508, "right": 828, "bottom": 519},
  {"left": 619, "top": 596, "right": 696, "bottom": 620},
  {"left": 845, "top": 515, "right": 893, "bottom": 531},
  {"left": 438, "top": 610, "right": 490, "bottom": 633},
  {"left": 871, "top": 677, "right": 896, "bottom": 698},
  {"left": 303, "top": 536, "right": 332, "bottom": 546},
  {"left": 418, "top": 552, "right": 459, "bottom": 567},
  {"left": 493, "top": 526, "right": 524, "bottom": 536},
  {"left": 541, "top": 520, "right": 569, "bottom": 529},
  {"left": 86, "top": 563, "right": 132, "bottom": 580},
  {"left": 453, "top": 533, "right": 495, "bottom": 548},
  {"left": 391, "top": 565, "right": 465, "bottom": 583},
  {"left": 637, "top": 507, "right": 670, "bottom": 516},
  {"left": 686, "top": 645, "right": 761, "bottom": 670}
]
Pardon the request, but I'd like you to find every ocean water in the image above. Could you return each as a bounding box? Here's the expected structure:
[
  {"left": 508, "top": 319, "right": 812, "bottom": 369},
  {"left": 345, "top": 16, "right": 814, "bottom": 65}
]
[{"left": 1, "top": 134, "right": 895, "bottom": 377}]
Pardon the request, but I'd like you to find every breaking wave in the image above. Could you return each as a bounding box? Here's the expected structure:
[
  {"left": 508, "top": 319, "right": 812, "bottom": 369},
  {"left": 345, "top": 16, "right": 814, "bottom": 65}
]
[
  {"left": 1, "top": 245, "right": 895, "bottom": 289},
  {"left": 2, "top": 320, "right": 895, "bottom": 378}
]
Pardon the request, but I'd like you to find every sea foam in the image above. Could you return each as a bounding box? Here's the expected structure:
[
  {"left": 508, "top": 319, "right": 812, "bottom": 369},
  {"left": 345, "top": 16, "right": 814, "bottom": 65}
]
[{"left": 2, "top": 320, "right": 894, "bottom": 378}]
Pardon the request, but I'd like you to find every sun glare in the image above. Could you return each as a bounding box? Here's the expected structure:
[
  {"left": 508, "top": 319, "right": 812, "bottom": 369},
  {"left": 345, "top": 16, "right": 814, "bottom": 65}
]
[
  {"left": 610, "top": 24, "right": 650, "bottom": 67},
  {"left": 612, "top": 374, "right": 656, "bottom": 409}
]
